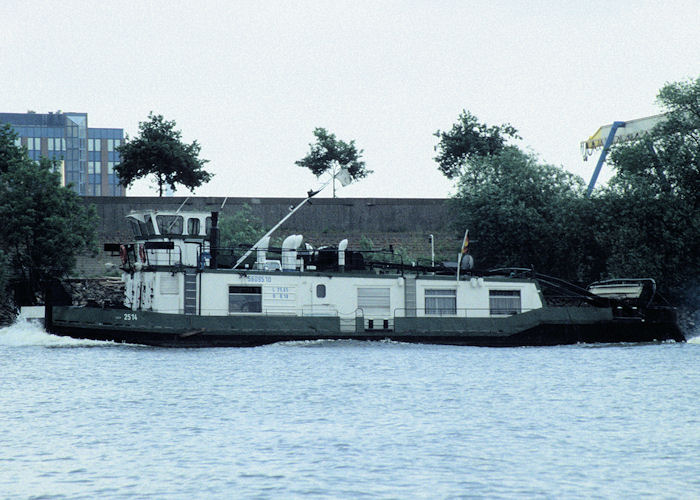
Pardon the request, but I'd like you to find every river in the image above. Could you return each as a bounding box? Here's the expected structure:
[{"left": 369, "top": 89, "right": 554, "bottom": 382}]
[{"left": 1, "top": 318, "right": 698, "bottom": 499}]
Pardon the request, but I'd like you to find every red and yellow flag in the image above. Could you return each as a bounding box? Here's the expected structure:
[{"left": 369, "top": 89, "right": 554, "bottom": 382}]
[{"left": 460, "top": 229, "right": 469, "bottom": 254}]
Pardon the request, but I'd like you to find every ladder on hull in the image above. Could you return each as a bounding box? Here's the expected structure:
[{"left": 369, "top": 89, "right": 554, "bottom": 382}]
[{"left": 184, "top": 269, "right": 197, "bottom": 315}]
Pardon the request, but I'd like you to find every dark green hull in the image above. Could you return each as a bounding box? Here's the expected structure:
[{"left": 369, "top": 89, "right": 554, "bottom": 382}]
[{"left": 46, "top": 305, "right": 685, "bottom": 347}]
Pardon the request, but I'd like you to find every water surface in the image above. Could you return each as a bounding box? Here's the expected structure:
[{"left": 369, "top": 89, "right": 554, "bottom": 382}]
[{"left": 1, "top": 319, "right": 699, "bottom": 499}]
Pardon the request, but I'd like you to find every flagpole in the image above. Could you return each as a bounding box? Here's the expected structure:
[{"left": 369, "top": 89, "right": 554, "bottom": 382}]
[{"left": 457, "top": 229, "right": 469, "bottom": 281}]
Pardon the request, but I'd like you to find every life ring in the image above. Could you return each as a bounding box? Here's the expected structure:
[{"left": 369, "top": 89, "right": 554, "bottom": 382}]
[
  {"left": 119, "top": 245, "right": 127, "bottom": 265},
  {"left": 139, "top": 245, "right": 146, "bottom": 263}
]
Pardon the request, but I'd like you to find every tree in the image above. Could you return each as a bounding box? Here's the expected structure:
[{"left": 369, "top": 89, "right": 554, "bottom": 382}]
[
  {"left": 450, "top": 147, "right": 594, "bottom": 281},
  {"left": 0, "top": 123, "right": 25, "bottom": 175},
  {"left": 597, "top": 76, "right": 700, "bottom": 299},
  {"left": 0, "top": 249, "right": 13, "bottom": 325},
  {"left": 219, "top": 205, "right": 266, "bottom": 248},
  {"left": 116, "top": 113, "right": 212, "bottom": 196},
  {"left": 295, "top": 128, "right": 371, "bottom": 197},
  {"left": 444, "top": 79, "right": 699, "bottom": 318},
  {"left": 434, "top": 110, "right": 520, "bottom": 179},
  {"left": 0, "top": 125, "right": 97, "bottom": 305}
]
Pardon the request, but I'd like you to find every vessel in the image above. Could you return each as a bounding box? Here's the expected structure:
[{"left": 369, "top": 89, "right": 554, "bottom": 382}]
[{"left": 44, "top": 192, "right": 685, "bottom": 347}]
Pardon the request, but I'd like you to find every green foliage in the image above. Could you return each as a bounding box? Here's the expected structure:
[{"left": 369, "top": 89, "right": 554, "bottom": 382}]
[
  {"left": 0, "top": 151, "right": 97, "bottom": 304},
  {"left": 593, "top": 187, "right": 695, "bottom": 296},
  {"left": 296, "top": 128, "right": 371, "bottom": 196},
  {"left": 358, "top": 235, "right": 374, "bottom": 252},
  {"left": 598, "top": 76, "right": 700, "bottom": 298},
  {"left": 450, "top": 147, "right": 594, "bottom": 281},
  {"left": 0, "top": 249, "right": 13, "bottom": 324},
  {"left": 0, "top": 249, "right": 9, "bottom": 294},
  {"left": 219, "top": 205, "right": 266, "bottom": 248},
  {"left": 116, "top": 113, "right": 212, "bottom": 196},
  {"left": 448, "top": 77, "right": 700, "bottom": 307},
  {"left": 434, "top": 110, "right": 520, "bottom": 179},
  {"left": 0, "top": 124, "right": 26, "bottom": 175},
  {"left": 608, "top": 77, "right": 700, "bottom": 203},
  {"left": 388, "top": 245, "right": 413, "bottom": 266},
  {"left": 358, "top": 235, "right": 377, "bottom": 262}
]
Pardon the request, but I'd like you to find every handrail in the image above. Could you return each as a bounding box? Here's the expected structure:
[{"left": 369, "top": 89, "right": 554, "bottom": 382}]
[{"left": 392, "top": 306, "right": 538, "bottom": 318}]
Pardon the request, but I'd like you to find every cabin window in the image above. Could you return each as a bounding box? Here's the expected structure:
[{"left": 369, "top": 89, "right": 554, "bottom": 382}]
[
  {"left": 143, "top": 215, "right": 156, "bottom": 236},
  {"left": 187, "top": 218, "right": 201, "bottom": 236},
  {"left": 489, "top": 290, "right": 521, "bottom": 316},
  {"left": 357, "top": 287, "right": 390, "bottom": 316},
  {"left": 316, "top": 284, "right": 326, "bottom": 298},
  {"left": 425, "top": 289, "right": 456, "bottom": 316},
  {"left": 156, "top": 215, "right": 183, "bottom": 235},
  {"left": 127, "top": 217, "right": 142, "bottom": 237},
  {"left": 229, "top": 286, "right": 262, "bottom": 313}
]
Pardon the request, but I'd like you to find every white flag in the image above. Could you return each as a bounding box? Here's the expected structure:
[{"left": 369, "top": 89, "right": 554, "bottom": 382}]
[{"left": 335, "top": 167, "right": 352, "bottom": 187}]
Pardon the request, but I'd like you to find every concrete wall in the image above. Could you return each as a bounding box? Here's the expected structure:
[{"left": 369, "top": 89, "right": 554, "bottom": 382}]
[{"left": 78, "top": 196, "right": 459, "bottom": 276}]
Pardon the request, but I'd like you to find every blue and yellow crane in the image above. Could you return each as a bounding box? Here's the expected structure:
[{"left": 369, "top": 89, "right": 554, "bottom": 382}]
[{"left": 581, "top": 113, "right": 666, "bottom": 196}]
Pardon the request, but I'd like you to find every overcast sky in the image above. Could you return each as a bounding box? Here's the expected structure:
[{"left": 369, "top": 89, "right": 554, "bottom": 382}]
[{"left": 2, "top": 1, "right": 698, "bottom": 198}]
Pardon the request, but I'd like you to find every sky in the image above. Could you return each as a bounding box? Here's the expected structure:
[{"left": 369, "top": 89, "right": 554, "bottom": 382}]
[{"left": 1, "top": 1, "right": 699, "bottom": 198}]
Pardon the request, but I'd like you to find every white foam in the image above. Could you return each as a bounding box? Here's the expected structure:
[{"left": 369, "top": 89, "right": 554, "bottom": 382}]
[{"left": 0, "top": 314, "right": 109, "bottom": 347}]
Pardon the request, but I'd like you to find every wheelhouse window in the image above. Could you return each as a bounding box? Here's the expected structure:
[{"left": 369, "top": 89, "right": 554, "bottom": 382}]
[
  {"left": 126, "top": 217, "right": 142, "bottom": 237},
  {"left": 316, "top": 284, "right": 326, "bottom": 298},
  {"left": 143, "top": 215, "right": 156, "bottom": 236},
  {"left": 156, "top": 215, "right": 183, "bottom": 235},
  {"left": 425, "top": 289, "right": 456, "bottom": 316},
  {"left": 489, "top": 290, "right": 521, "bottom": 316},
  {"left": 229, "top": 286, "right": 262, "bottom": 313},
  {"left": 187, "top": 218, "right": 201, "bottom": 236}
]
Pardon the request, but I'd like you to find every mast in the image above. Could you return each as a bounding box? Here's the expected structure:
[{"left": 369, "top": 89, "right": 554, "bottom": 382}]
[{"left": 232, "top": 177, "right": 336, "bottom": 269}]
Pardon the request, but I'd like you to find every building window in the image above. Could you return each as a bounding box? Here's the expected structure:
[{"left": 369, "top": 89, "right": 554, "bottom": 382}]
[
  {"left": 88, "top": 161, "right": 102, "bottom": 175},
  {"left": 316, "top": 284, "right": 326, "bottom": 298},
  {"left": 229, "top": 286, "right": 262, "bottom": 313},
  {"left": 489, "top": 290, "right": 521, "bottom": 316},
  {"left": 425, "top": 289, "right": 456, "bottom": 315}
]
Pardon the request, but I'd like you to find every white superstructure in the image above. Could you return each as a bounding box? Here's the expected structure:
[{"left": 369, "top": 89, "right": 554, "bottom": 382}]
[{"left": 118, "top": 210, "right": 544, "bottom": 330}]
